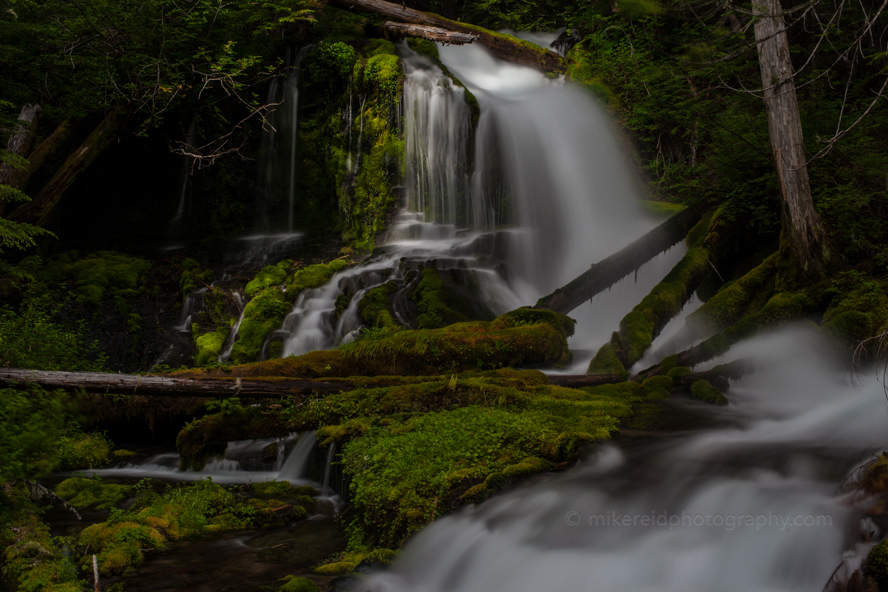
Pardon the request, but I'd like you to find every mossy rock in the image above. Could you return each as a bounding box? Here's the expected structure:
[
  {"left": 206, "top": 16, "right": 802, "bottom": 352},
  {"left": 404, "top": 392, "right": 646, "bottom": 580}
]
[
  {"left": 53, "top": 432, "right": 112, "bottom": 471},
  {"left": 587, "top": 342, "right": 628, "bottom": 377},
  {"left": 866, "top": 539, "right": 888, "bottom": 591},
  {"left": 79, "top": 521, "right": 167, "bottom": 575},
  {"left": 689, "top": 379, "right": 728, "bottom": 405},
  {"left": 314, "top": 549, "right": 398, "bottom": 576},
  {"left": 246, "top": 260, "right": 292, "bottom": 298},
  {"left": 195, "top": 327, "right": 229, "bottom": 366},
  {"left": 176, "top": 406, "right": 288, "bottom": 471},
  {"left": 176, "top": 307, "right": 576, "bottom": 379},
  {"left": 279, "top": 575, "right": 320, "bottom": 592},
  {"left": 358, "top": 282, "right": 400, "bottom": 329},
  {"left": 55, "top": 477, "right": 131, "bottom": 510}
]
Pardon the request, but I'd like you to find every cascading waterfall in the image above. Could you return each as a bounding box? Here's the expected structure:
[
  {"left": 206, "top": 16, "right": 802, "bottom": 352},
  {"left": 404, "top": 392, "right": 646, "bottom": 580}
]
[
  {"left": 168, "top": 118, "right": 197, "bottom": 242},
  {"left": 90, "top": 431, "right": 322, "bottom": 485},
  {"left": 400, "top": 49, "right": 471, "bottom": 230},
  {"left": 254, "top": 45, "right": 314, "bottom": 234},
  {"left": 362, "top": 327, "right": 883, "bottom": 592},
  {"left": 273, "top": 38, "right": 654, "bottom": 357}
]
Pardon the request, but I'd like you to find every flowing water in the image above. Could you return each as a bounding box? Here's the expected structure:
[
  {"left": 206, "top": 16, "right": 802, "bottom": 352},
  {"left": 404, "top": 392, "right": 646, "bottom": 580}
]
[
  {"left": 360, "top": 327, "right": 884, "bottom": 592},
  {"left": 90, "top": 432, "right": 323, "bottom": 486}
]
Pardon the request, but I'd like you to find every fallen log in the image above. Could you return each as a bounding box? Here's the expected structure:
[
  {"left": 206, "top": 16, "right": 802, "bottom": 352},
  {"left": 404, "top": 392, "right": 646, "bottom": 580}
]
[
  {"left": 383, "top": 22, "right": 478, "bottom": 45},
  {"left": 535, "top": 203, "right": 706, "bottom": 315},
  {"left": 326, "top": 0, "right": 566, "bottom": 72},
  {"left": 0, "top": 368, "right": 353, "bottom": 398},
  {"left": 9, "top": 109, "right": 124, "bottom": 226},
  {"left": 18, "top": 120, "right": 74, "bottom": 189}
]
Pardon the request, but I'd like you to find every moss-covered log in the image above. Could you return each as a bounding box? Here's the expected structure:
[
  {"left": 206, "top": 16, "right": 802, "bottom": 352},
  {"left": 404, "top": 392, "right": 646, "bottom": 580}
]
[
  {"left": 18, "top": 120, "right": 74, "bottom": 188},
  {"left": 326, "top": 0, "right": 566, "bottom": 72},
  {"left": 670, "top": 291, "right": 818, "bottom": 368},
  {"left": 8, "top": 108, "right": 125, "bottom": 226},
  {"left": 587, "top": 213, "right": 716, "bottom": 375},
  {"left": 535, "top": 203, "right": 706, "bottom": 314},
  {"left": 671, "top": 251, "right": 778, "bottom": 346}
]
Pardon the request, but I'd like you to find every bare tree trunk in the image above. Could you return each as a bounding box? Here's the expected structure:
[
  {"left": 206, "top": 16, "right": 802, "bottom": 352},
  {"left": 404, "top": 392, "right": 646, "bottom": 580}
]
[
  {"left": 0, "top": 104, "right": 42, "bottom": 189},
  {"left": 8, "top": 109, "right": 123, "bottom": 226},
  {"left": 753, "top": 0, "right": 827, "bottom": 280},
  {"left": 327, "top": 0, "right": 566, "bottom": 72},
  {"left": 383, "top": 22, "right": 479, "bottom": 45}
]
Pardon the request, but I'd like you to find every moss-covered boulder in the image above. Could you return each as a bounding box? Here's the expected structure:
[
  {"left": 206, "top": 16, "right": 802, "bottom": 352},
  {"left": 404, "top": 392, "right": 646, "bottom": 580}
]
[{"left": 55, "top": 477, "right": 131, "bottom": 510}]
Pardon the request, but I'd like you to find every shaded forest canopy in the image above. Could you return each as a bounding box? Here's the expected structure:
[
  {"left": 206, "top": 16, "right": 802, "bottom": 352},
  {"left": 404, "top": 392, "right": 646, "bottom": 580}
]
[{"left": 1, "top": 0, "right": 888, "bottom": 590}]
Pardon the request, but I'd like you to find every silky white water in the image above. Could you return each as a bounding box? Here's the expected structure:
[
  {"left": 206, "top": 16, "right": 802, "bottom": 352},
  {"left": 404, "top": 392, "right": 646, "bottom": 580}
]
[
  {"left": 362, "top": 327, "right": 884, "bottom": 592},
  {"left": 274, "top": 38, "right": 656, "bottom": 356}
]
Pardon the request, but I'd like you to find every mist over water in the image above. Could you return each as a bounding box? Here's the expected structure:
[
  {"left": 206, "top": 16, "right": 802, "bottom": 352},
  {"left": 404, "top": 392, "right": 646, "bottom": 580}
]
[{"left": 361, "top": 327, "right": 886, "bottom": 592}]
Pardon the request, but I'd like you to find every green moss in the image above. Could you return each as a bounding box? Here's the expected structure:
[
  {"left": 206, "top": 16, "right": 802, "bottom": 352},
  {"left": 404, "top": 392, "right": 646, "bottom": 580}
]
[
  {"left": 640, "top": 200, "right": 686, "bottom": 217},
  {"left": 194, "top": 327, "right": 228, "bottom": 367},
  {"left": 407, "top": 38, "right": 439, "bottom": 60},
  {"left": 227, "top": 260, "right": 350, "bottom": 364},
  {"left": 55, "top": 477, "right": 131, "bottom": 510},
  {"left": 246, "top": 260, "right": 291, "bottom": 298},
  {"left": 666, "top": 366, "right": 693, "bottom": 378},
  {"left": 358, "top": 282, "right": 400, "bottom": 329},
  {"left": 178, "top": 308, "right": 576, "bottom": 378},
  {"left": 689, "top": 379, "right": 729, "bottom": 405},
  {"left": 692, "top": 291, "right": 817, "bottom": 365},
  {"left": 866, "top": 539, "right": 888, "bottom": 589},
  {"left": 52, "top": 431, "right": 112, "bottom": 471},
  {"left": 314, "top": 548, "right": 398, "bottom": 576},
  {"left": 364, "top": 38, "right": 398, "bottom": 57},
  {"left": 587, "top": 342, "right": 628, "bottom": 377},
  {"left": 179, "top": 258, "right": 214, "bottom": 299},
  {"left": 822, "top": 273, "right": 888, "bottom": 349},
  {"left": 641, "top": 375, "right": 673, "bottom": 400},
  {"left": 37, "top": 250, "right": 151, "bottom": 309},
  {"left": 251, "top": 481, "right": 317, "bottom": 500},
  {"left": 78, "top": 521, "right": 166, "bottom": 575},
  {"left": 279, "top": 575, "right": 320, "bottom": 592},
  {"left": 685, "top": 252, "right": 778, "bottom": 338},
  {"left": 0, "top": 492, "right": 88, "bottom": 592},
  {"left": 410, "top": 268, "right": 477, "bottom": 329}
]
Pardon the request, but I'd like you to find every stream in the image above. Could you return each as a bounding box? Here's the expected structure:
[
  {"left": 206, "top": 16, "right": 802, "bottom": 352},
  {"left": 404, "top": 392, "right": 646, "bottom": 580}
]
[{"left": 46, "top": 33, "right": 885, "bottom": 592}]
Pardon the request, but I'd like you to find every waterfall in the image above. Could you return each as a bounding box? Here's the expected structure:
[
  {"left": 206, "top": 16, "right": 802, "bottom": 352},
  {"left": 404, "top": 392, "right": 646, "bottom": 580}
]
[
  {"left": 362, "top": 326, "right": 882, "bottom": 592},
  {"left": 400, "top": 47, "right": 471, "bottom": 231},
  {"left": 277, "top": 430, "right": 318, "bottom": 482},
  {"left": 168, "top": 118, "right": 197, "bottom": 242},
  {"left": 272, "top": 39, "right": 655, "bottom": 360},
  {"left": 254, "top": 45, "right": 314, "bottom": 234},
  {"left": 322, "top": 442, "right": 336, "bottom": 495}
]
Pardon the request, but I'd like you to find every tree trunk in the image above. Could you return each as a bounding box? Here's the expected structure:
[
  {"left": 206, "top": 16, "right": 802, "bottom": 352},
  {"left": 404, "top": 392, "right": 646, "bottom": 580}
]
[
  {"left": 0, "top": 368, "right": 353, "bottom": 398},
  {"left": 327, "top": 0, "right": 566, "bottom": 72},
  {"left": 535, "top": 203, "right": 706, "bottom": 315},
  {"left": 8, "top": 109, "right": 124, "bottom": 226},
  {"left": 19, "top": 120, "right": 74, "bottom": 189},
  {"left": 383, "top": 22, "right": 479, "bottom": 45},
  {"left": 752, "top": 0, "right": 827, "bottom": 280},
  {"left": 0, "top": 103, "right": 42, "bottom": 189}
]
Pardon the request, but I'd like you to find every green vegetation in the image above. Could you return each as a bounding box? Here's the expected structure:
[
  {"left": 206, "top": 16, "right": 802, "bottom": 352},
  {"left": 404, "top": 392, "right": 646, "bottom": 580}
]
[
  {"left": 228, "top": 259, "right": 349, "bottom": 363},
  {"left": 689, "top": 379, "right": 728, "bottom": 405},
  {"left": 55, "top": 477, "right": 131, "bottom": 510},
  {"left": 0, "top": 385, "right": 68, "bottom": 482}
]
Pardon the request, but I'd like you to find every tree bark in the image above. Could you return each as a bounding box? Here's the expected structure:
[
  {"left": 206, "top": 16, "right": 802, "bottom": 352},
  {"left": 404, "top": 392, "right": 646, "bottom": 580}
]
[
  {"left": 8, "top": 109, "right": 124, "bottom": 226},
  {"left": 753, "top": 0, "right": 827, "bottom": 280},
  {"left": 0, "top": 368, "right": 353, "bottom": 398},
  {"left": 383, "top": 22, "right": 479, "bottom": 45},
  {"left": 19, "top": 120, "right": 74, "bottom": 189},
  {"left": 0, "top": 104, "right": 42, "bottom": 189},
  {"left": 327, "top": 0, "right": 566, "bottom": 72},
  {"left": 535, "top": 203, "right": 706, "bottom": 315}
]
